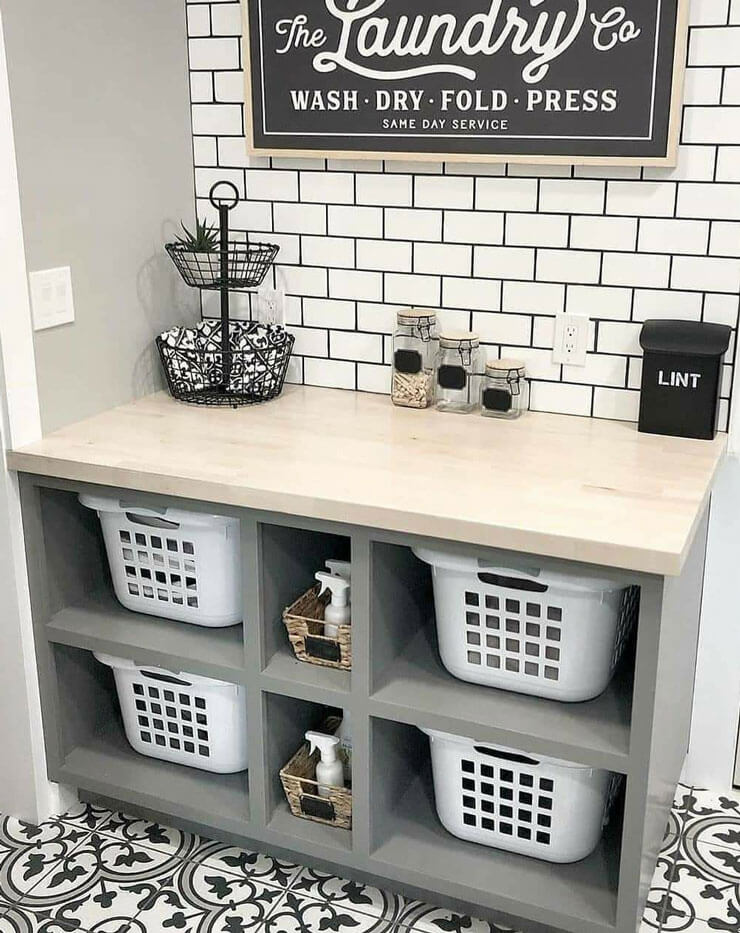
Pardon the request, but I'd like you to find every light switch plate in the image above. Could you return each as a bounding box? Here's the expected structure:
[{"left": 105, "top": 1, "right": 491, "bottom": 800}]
[
  {"left": 552, "top": 312, "right": 589, "bottom": 366},
  {"left": 29, "top": 266, "right": 75, "bottom": 331}
]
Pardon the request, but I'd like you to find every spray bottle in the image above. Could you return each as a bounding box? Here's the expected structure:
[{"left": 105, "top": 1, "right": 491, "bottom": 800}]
[
  {"left": 315, "top": 572, "right": 351, "bottom": 639},
  {"left": 325, "top": 559, "right": 352, "bottom": 583},
  {"left": 306, "top": 731, "right": 344, "bottom": 798}
]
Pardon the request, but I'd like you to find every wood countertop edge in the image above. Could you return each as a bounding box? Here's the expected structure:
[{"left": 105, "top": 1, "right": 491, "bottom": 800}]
[
  {"left": 7, "top": 387, "right": 726, "bottom": 578},
  {"left": 8, "top": 447, "right": 708, "bottom": 577}
]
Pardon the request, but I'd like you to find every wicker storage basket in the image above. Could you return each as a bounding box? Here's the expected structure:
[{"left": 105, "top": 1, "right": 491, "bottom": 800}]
[
  {"left": 279, "top": 716, "right": 352, "bottom": 830},
  {"left": 283, "top": 585, "right": 352, "bottom": 671}
]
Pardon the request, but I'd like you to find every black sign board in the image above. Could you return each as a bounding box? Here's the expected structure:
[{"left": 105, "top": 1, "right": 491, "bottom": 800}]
[{"left": 244, "top": 1, "right": 688, "bottom": 165}]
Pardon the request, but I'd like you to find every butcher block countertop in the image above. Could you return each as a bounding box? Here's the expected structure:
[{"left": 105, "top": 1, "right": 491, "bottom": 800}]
[{"left": 8, "top": 386, "right": 726, "bottom": 575}]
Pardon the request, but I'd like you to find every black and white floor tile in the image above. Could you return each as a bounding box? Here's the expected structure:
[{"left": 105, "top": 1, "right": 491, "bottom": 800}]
[
  {"left": 0, "top": 785, "right": 737, "bottom": 933},
  {"left": 650, "top": 786, "right": 740, "bottom": 933}
]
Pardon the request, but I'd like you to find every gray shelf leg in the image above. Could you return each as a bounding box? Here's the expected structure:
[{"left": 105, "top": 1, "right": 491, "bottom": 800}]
[
  {"left": 616, "top": 506, "right": 709, "bottom": 933},
  {"left": 18, "top": 479, "right": 64, "bottom": 778},
  {"left": 243, "top": 515, "right": 267, "bottom": 827},
  {"left": 350, "top": 531, "right": 371, "bottom": 856}
]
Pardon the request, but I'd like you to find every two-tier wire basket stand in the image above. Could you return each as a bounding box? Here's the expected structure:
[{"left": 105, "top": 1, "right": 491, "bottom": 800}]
[{"left": 159, "top": 181, "right": 293, "bottom": 407}]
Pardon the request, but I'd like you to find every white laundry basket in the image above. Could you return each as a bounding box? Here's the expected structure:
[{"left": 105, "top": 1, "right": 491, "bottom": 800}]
[
  {"left": 80, "top": 494, "right": 241, "bottom": 627},
  {"left": 95, "top": 653, "right": 248, "bottom": 773},
  {"left": 413, "top": 548, "right": 639, "bottom": 702},
  {"left": 423, "top": 728, "right": 618, "bottom": 863}
]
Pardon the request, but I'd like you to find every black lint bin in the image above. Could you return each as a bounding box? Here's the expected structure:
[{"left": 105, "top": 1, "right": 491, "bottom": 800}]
[{"left": 638, "top": 320, "right": 731, "bottom": 440}]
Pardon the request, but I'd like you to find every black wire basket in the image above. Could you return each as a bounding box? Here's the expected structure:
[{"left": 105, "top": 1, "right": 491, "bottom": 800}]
[
  {"left": 160, "top": 181, "right": 290, "bottom": 407},
  {"left": 157, "top": 323, "right": 295, "bottom": 408},
  {"left": 165, "top": 240, "right": 279, "bottom": 291}
]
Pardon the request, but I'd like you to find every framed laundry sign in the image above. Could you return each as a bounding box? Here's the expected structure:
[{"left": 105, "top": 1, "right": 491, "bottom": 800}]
[{"left": 242, "top": 0, "right": 689, "bottom": 165}]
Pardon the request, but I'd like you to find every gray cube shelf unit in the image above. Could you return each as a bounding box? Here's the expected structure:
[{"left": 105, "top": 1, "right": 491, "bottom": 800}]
[{"left": 19, "top": 472, "right": 707, "bottom": 933}]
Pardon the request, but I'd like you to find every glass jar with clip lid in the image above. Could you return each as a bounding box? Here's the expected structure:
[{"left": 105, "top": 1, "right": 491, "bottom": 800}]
[
  {"left": 391, "top": 308, "right": 439, "bottom": 409},
  {"left": 435, "top": 331, "right": 481, "bottom": 414},
  {"left": 481, "top": 359, "right": 529, "bottom": 419}
]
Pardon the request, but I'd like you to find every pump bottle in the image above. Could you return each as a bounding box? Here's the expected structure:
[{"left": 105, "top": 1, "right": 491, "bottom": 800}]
[
  {"left": 315, "top": 572, "right": 351, "bottom": 639},
  {"left": 306, "top": 731, "right": 344, "bottom": 798}
]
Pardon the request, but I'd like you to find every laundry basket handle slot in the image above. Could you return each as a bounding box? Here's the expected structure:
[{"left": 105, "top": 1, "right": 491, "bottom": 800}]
[
  {"left": 125, "top": 512, "right": 180, "bottom": 530},
  {"left": 141, "top": 670, "right": 192, "bottom": 687},
  {"left": 477, "top": 572, "right": 548, "bottom": 594},
  {"left": 119, "top": 501, "right": 181, "bottom": 525},
  {"left": 474, "top": 746, "right": 540, "bottom": 765}
]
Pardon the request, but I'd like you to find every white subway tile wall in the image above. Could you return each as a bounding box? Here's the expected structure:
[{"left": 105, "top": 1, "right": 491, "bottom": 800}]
[{"left": 187, "top": 0, "right": 740, "bottom": 426}]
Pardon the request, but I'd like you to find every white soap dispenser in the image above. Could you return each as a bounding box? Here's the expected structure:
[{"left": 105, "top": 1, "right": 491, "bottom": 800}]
[
  {"left": 315, "top": 571, "right": 351, "bottom": 639},
  {"left": 306, "top": 731, "right": 344, "bottom": 798}
]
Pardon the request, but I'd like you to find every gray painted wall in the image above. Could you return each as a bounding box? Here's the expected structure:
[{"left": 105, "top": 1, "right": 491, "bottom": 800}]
[{"left": 1, "top": 0, "right": 199, "bottom": 433}]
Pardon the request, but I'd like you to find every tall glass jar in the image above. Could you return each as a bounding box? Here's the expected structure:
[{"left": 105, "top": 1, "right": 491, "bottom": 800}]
[
  {"left": 435, "top": 332, "right": 481, "bottom": 414},
  {"left": 481, "top": 359, "right": 529, "bottom": 419},
  {"left": 391, "top": 309, "right": 439, "bottom": 409}
]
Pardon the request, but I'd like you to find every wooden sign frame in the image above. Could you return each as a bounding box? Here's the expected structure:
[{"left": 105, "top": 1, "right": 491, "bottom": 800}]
[{"left": 242, "top": 1, "right": 689, "bottom": 167}]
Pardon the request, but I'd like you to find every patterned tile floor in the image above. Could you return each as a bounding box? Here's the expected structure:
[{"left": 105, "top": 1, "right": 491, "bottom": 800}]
[{"left": 0, "top": 784, "right": 737, "bottom": 933}]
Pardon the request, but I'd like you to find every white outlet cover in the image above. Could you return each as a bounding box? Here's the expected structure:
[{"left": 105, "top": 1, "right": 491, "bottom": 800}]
[
  {"left": 29, "top": 266, "right": 75, "bottom": 331},
  {"left": 552, "top": 312, "right": 589, "bottom": 366},
  {"left": 255, "top": 286, "right": 285, "bottom": 327}
]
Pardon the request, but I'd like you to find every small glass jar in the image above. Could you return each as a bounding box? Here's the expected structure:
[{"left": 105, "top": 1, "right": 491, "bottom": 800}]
[
  {"left": 435, "top": 332, "right": 481, "bottom": 414},
  {"left": 391, "top": 309, "right": 439, "bottom": 409},
  {"left": 481, "top": 359, "right": 529, "bottom": 420}
]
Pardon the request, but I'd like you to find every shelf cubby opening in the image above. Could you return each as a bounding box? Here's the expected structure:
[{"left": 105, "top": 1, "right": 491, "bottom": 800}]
[
  {"left": 368, "top": 716, "right": 623, "bottom": 931},
  {"left": 369, "top": 542, "right": 635, "bottom": 771},
  {"left": 51, "top": 644, "right": 250, "bottom": 830},
  {"left": 37, "top": 487, "right": 111, "bottom": 617},
  {"left": 262, "top": 692, "right": 352, "bottom": 853},
  {"left": 36, "top": 487, "right": 246, "bottom": 679},
  {"left": 260, "top": 523, "right": 352, "bottom": 694}
]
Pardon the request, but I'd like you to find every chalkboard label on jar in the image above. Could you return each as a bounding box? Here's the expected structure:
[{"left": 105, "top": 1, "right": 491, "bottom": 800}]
[
  {"left": 438, "top": 365, "right": 467, "bottom": 391},
  {"left": 394, "top": 348, "right": 423, "bottom": 375},
  {"left": 483, "top": 388, "right": 513, "bottom": 413}
]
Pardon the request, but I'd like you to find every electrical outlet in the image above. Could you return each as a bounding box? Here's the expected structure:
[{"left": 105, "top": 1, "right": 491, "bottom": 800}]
[
  {"left": 254, "top": 287, "right": 285, "bottom": 326},
  {"left": 29, "top": 266, "right": 75, "bottom": 331},
  {"left": 552, "top": 313, "right": 590, "bottom": 366}
]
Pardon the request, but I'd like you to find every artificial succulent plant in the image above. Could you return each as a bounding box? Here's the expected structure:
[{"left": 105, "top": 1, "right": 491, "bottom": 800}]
[{"left": 175, "top": 217, "right": 219, "bottom": 251}]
